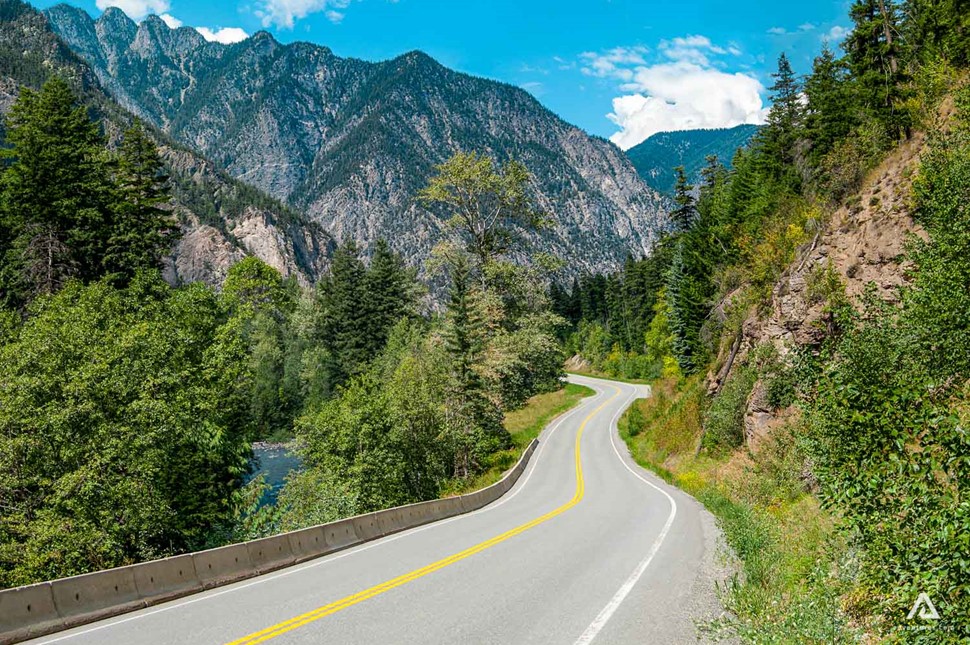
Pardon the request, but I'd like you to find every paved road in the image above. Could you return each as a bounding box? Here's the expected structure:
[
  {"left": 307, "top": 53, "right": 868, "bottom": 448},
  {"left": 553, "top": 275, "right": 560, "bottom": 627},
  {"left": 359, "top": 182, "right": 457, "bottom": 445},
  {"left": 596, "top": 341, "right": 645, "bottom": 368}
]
[{"left": 29, "top": 375, "right": 726, "bottom": 645}]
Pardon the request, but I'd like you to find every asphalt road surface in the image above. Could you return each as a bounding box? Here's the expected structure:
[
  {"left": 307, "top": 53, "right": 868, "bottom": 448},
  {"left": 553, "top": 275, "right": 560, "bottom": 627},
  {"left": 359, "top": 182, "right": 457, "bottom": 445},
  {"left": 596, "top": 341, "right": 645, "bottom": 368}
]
[{"left": 29, "top": 374, "right": 727, "bottom": 645}]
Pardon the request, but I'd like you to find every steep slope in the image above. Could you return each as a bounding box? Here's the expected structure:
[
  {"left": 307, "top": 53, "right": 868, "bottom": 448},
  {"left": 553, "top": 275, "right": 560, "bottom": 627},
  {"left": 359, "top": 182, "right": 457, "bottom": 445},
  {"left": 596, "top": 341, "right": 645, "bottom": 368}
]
[
  {"left": 0, "top": 0, "right": 333, "bottom": 286},
  {"left": 44, "top": 4, "right": 667, "bottom": 274},
  {"left": 626, "top": 125, "right": 759, "bottom": 195}
]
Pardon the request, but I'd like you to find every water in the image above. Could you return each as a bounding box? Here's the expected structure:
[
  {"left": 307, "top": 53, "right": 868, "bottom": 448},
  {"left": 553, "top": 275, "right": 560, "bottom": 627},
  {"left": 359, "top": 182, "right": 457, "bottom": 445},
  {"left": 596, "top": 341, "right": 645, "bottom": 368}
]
[{"left": 250, "top": 444, "right": 303, "bottom": 507}]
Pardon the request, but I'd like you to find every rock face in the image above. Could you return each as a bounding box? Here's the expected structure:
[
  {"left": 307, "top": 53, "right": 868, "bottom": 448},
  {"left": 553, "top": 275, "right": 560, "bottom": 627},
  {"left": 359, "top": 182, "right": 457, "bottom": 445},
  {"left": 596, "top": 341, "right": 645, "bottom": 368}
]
[
  {"left": 44, "top": 4, "right": 668, "bottom": 276},
  {"left": 0, "top": 0, "right": 332, "bottom": 286}
]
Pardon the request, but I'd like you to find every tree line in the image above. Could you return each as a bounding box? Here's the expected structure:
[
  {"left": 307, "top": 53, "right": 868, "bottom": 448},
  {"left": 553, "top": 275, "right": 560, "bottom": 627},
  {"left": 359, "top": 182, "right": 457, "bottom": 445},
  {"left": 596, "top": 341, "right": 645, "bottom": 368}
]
[{"left": 0, "top": 79, "right": 565, "bottom": 585}]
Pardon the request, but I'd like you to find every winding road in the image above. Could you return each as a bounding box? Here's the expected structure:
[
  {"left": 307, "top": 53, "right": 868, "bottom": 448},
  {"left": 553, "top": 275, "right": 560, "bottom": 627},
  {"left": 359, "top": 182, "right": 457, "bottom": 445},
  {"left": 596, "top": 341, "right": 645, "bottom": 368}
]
[{"left": 26, "top": 375, "right": 726, "bottom": 645}]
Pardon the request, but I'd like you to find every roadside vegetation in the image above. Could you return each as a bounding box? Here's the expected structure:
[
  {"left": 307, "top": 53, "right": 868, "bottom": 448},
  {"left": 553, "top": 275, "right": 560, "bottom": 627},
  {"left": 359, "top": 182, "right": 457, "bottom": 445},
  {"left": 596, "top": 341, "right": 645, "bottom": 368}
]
[
  {"left": 0, "top": 78, "right": 567, "bottom": 586},
  {"left": 565, "top": 2, "right": 970, "bottom": 641}
]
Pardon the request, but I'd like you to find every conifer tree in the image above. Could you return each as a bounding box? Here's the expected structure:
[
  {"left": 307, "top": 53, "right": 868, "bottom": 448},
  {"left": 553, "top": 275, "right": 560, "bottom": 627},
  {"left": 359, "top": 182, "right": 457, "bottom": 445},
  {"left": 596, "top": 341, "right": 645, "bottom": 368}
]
[
  {"left": 761, "top": 53, "right": 804, "bottom": 172},
  {"left": 364, "top": 239, "right": 413, "bottom": 355},
  {"left": 0, "top": 76, "right": 114, "bottom": 305},
  {"left": 845, "top": 0, "right": 910, "bottom": 137},
  {"left": 316, "top": 241, "right": 371, "bottom": 383},
  {"left": 804, "top": 45, "right": 857, "bottom": 162},
  {"left": 105, "top": 121, "right": 178, "bottom": 282},
  {"left": 671, "top": 166, "right": 697, "bottom": 232}
]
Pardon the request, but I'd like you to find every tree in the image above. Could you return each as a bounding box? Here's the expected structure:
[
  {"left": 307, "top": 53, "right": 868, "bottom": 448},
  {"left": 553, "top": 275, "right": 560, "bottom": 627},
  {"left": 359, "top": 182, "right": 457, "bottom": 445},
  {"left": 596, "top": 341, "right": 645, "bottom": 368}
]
[
  {"left": 363, "top": 239, "right": 415, "bottom": 355},
  {"left": 419, "top": 151, "right": 547, "bottom": 284},
  {"left": 760, "top": 53, "right": 804, "bottom": 173},
  {"left": 104, "top": 121, "right": 178, "bottom": 282},
  {"left": 315, "top": 241, "right": 371, "bottom": 384},
  {"left": 844, "top": 0, "right": 911, "bottom": 137},
  {"left": 441, "top": 254, "right": 507, "bottom": 477},
  {"left": 0, "top": 76, "right": 114, "bottom": 305},
  {"left": 804, "top": 45, "right": 857, "bottom": 163},
  {"left": 671, "top": 166, "right": 697, "bottom": 232}
]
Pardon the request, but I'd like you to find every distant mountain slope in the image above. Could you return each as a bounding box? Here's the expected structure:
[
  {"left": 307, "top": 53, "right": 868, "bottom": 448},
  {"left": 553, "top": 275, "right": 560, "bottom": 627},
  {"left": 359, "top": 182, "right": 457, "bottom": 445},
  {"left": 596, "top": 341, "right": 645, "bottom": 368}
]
[
  {"left": 45, "top": 3, "right": 668, "bottom": 275},
  {"left": 626, "top": 125, "right": 759, "bottom": 195},
  {"left": 0, "top": 0, "right": 333, "bottom": 286}
]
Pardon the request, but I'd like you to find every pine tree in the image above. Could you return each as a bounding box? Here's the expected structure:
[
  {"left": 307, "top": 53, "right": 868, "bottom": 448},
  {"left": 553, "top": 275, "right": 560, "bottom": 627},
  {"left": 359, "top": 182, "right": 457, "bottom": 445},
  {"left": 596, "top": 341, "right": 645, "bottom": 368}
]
[
  {"left": 845, "top": 0, "right": 911, "bottom": 137},
  {"left": 760, "top": 53, "right": 804, "bottom": 172},
  {"left": 316, "top": 240, "right": 371, "bottom": 384},
  {"left": 804, "top": 45, "right": 857, "bottom": 163},
  {"left": 671, "top": 166, "right": 697, "bottom": 232},
  {"left": 0, "top": 76, "right": 114, "bottom": 305},
  {"left": 364, "top": 239, "right": 413, "bottom": 355},
  {"left": 442, "top": 254, "right": 507, "bottom": 477},
  {"left": 105, "top": 121, "right": 178, "bottom": 282}
]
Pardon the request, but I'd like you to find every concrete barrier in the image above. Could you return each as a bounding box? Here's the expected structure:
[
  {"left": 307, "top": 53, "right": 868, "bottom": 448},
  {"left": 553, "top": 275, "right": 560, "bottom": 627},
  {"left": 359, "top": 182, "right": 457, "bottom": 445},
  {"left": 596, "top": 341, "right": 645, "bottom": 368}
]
[
  {"left": 285, "top": 526, "right": 328, "bottom": 564},
  {"left": 0, "top": 437, "right": 543, "bottom": 644},
  {"left": 50, "top": 567, "right": 143, "bottom": 625},
  {"left": 247, "top": 534, "right": 296, "bottom": 574},
  {"left": 131, "top": 554, "right": 201, "bottom": 605},
  {"left": 0, "top": 583, "right": 58, "bottom": 645},
  {"left": 351, "top": 512, "right": 384, "bottom": 541},
  {"left": 192, "top": 543, "right": 255, "bottom": 589},
  {"left": 323, "top": 519, "right": 360, "bottom": 552}
]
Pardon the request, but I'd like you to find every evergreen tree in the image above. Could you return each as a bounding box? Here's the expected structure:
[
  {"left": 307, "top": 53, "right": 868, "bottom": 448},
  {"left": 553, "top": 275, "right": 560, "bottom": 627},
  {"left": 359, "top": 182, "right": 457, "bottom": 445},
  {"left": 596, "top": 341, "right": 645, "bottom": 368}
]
[
  {"left": 104, "top": 121, "right": 178, "bottom": 282},
  {"left": 845, "top": 0, "right": 911, "bottom": 137},
  {"left": 804, "top": 45, "right": 857, "bottom": 163},
  {"left": 364, "top": 239, "right": 413, "bottom": 355},
  {"left": 761, "top": 53, "right": 804, "bottom": 173},
  {"left": 671, "top": 166, "right": 697, "bottom": 232},
  {"left": 316, "top": 240, "right": 371, "bottom": 384},
  {"left": 442, "top": 254, "right": 507, "bottom": 477},
  {"left": 0, "top": 76, "right": 114, "bottom": 305}
]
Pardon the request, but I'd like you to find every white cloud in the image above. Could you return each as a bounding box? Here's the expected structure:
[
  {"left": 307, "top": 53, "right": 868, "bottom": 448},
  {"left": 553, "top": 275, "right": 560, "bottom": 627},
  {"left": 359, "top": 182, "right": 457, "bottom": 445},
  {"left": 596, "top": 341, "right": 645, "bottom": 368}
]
[
  {"left": 196, "top": 26, "right": 250, "bottom": 44},
  {"left": 96, "top": 0, "right": 169, "bottom": 21},
  {"left": 799, "top": 23, "right": 816, "bottom": 32},
  {"left": 767, "top": 26, "right": 787, "bottom": 35},
  {"left": 255, "top": 0, "right": 350, "bottom": 29},
  {"left": 159, "top": 13, "right": 182, "bottom": 28},
  {"left": 827, "top": 25, "right": 850, "bottom": 42},
  {"left": 583, "top": 36, "right": 766, "bottom": 149}
]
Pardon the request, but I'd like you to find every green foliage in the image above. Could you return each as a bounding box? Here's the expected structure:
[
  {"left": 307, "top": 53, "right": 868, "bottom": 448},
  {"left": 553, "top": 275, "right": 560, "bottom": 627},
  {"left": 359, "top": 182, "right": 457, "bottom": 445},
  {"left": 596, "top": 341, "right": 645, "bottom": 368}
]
[
  {"left": 0, "top": 273, "right": 252, "bottom": 586},
  {"left": 702, "top": 365, "right": 757, "bottom": 452}
]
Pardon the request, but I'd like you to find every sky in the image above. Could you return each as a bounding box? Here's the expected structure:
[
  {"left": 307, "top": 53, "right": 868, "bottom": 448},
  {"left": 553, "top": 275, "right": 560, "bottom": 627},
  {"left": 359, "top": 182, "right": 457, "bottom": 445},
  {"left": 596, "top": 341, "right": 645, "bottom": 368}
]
[{"left": 32, "top": 0, "right": 854, "bottom": 149}]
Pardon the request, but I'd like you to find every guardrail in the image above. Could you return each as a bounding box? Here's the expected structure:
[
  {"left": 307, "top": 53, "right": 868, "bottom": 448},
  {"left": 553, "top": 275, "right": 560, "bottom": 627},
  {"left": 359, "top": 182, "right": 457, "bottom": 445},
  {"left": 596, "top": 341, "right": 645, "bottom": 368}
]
[{"left": 0, "top": 439, "right": 539, "bottom": 644}]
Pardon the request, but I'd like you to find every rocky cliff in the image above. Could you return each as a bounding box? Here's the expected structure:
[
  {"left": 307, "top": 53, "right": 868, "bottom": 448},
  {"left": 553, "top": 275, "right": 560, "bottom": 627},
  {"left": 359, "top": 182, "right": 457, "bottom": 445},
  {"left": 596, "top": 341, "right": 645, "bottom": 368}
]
[
  {"left": 45, "top": 3, "right": 668, "bottom": 276},
  {"left": 0, "top": 0, "right": 333, "bottom": 285}
]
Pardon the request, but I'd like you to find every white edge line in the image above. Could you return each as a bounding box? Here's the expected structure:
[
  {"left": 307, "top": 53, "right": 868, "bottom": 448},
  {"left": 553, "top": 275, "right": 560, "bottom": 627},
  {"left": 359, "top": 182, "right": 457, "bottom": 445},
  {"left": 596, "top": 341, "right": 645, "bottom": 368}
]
[
  {"left": 34, "top": 385, "right": 610, "bottom": 644},
  {"left": 570, "top": 378, "right": 678, "bottom": 645}
]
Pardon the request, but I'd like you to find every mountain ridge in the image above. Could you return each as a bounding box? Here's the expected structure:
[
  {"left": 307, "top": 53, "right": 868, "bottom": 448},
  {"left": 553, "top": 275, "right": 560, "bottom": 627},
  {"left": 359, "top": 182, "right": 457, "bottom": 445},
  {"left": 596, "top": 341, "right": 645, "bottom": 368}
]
[{"left": 44, "top": 2, "right": 668, "bottom": 277}]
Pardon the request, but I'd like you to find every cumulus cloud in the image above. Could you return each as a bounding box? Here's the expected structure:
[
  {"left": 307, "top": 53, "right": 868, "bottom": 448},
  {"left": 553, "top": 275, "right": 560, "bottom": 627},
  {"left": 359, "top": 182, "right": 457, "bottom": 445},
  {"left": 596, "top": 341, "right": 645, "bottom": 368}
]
[
  {"left": 827, "top": 25, "right": 851, "bottom": 42},
  {"left": 159, "top": 13, "right": 182, "bottom": 28},
  {"left": 196, "top": 26, "right": 250, "bottom": 44},
  {"left": 255, "top": 0, "right": 350, "bottom": 29},
  {"left": 584, "top": 36, "right": 767, "bottom": 149},
  {"left": 96, "top": 0, "right": 170, "bottom": 21}
]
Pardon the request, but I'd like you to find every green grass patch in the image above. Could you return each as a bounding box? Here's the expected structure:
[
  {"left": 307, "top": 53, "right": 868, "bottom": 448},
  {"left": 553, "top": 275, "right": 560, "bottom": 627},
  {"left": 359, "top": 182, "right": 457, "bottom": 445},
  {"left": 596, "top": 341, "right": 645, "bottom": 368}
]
[{"left": 442, "top": 383, "right": 594, "bottom": 496}]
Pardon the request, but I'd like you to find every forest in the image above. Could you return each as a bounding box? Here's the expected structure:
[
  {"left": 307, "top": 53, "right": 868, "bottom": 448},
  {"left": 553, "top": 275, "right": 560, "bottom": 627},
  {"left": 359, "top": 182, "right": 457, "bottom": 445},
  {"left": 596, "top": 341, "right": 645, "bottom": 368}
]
[
  {"left": 561, "top": 0, "right": 970, "bottom": 641},
  {"left": 0, "top": 79, "right": 565, "bottom": 586}
]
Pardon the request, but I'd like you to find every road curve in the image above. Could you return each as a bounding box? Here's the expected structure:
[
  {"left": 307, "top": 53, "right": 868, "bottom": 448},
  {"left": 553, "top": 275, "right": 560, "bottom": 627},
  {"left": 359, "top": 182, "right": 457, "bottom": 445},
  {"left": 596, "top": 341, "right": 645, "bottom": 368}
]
[{"left": 27, "top": 375, "right": 727, "bottom": 645}]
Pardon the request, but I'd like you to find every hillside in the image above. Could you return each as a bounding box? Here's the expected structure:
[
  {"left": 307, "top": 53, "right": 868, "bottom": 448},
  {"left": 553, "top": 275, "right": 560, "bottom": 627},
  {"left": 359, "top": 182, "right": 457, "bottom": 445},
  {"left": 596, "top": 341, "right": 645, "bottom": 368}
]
[
  {"left": 44, "top": 3, "right": 667, "bottom": 276},
  {"left": 0, "top": 0, "right": 333, "bottom": 286},
  {"left": 626, "top": 125, "right": 759, "bottom": 195}
]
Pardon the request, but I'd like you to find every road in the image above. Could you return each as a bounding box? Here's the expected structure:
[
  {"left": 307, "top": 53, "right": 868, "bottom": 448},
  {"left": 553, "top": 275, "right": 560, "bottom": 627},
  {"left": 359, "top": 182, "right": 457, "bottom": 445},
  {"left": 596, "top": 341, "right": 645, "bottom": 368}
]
[{"left": 28, "top": 375, "right": 728, "bottom": 645}]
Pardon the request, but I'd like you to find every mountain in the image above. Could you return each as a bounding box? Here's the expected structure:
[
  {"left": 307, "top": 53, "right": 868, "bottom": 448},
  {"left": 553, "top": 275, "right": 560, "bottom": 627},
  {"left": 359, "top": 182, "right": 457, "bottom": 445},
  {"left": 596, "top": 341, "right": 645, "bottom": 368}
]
[
  {"left": 43, "top": 4, "right": 667, "bottom": 276},
  {"left": 626, "top": 125, "right": 759, "bottom": 195},
  {"left": 0, "top": 0, "right": 333, "bottom": 286}
]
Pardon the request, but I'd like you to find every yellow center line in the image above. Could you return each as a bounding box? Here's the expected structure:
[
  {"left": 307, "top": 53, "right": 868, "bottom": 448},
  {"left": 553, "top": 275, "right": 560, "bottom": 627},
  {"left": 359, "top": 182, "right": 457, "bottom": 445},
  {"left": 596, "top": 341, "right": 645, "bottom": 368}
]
[{"left": 225, "top": 387, "right": 620, "bottom": 645}]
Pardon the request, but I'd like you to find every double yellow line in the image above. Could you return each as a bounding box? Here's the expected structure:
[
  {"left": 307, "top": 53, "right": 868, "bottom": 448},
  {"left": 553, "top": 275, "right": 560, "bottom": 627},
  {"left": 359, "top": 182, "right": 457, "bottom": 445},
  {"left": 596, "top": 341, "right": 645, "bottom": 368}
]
[{"left": 226, "top": 388, "right": 618, "bottom": 645}]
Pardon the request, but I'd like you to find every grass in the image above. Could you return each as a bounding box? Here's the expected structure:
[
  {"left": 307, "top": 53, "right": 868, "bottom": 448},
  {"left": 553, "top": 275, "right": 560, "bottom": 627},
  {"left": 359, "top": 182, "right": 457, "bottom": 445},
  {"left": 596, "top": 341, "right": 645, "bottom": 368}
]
[
  {"left": 442, "top": 383, "right": 595, "bottom": 496},
  {"left": 617, "top": 377, "right": 860, "bottom": 643}
]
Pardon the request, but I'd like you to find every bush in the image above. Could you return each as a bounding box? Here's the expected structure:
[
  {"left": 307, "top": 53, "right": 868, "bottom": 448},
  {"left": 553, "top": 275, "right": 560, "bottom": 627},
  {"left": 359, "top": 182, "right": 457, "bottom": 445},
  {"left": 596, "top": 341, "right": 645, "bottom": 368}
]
[{"left": 703, "top": 365, "right": 757, "bottom": 452}]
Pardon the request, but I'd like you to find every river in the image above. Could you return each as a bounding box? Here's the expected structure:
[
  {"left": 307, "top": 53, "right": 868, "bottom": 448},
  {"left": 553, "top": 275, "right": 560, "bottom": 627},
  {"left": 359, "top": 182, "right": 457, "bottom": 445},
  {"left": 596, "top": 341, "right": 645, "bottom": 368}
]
[{"left": 250, "top": 443, "right": 302, "bottom": 507}]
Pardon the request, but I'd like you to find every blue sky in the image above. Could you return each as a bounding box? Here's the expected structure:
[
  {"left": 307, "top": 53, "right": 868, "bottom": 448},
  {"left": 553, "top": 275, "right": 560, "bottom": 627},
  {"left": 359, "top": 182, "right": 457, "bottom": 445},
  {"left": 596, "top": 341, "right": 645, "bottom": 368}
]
[{"left": 33, "top": 0, "right": 853, "bottom": 148}]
